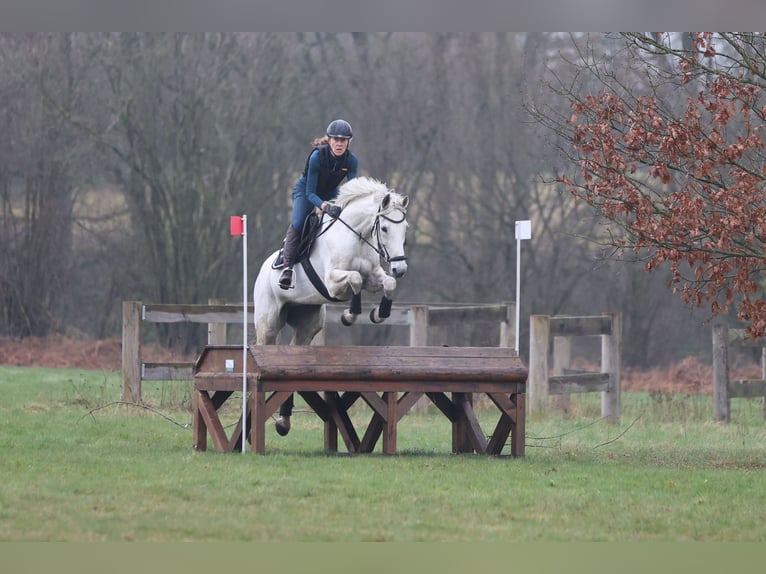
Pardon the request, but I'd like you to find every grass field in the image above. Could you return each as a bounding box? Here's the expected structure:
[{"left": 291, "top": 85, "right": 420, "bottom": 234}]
[{"left": 1, "top": 365, "right": 765, "bottom": 542}]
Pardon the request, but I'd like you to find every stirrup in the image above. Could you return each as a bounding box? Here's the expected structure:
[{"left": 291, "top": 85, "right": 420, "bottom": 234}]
[{"left": 278, "top": 267, "right": 294, "bottom": 290}]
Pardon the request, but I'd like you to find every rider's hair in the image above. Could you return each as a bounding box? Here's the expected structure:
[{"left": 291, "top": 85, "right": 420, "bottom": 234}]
[{"left": 311, "top": 135, "right": 330, "bottom": 147}]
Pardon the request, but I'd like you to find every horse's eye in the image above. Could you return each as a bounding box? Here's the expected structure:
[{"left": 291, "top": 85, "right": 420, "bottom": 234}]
[{"left": 381, "top": 226, "right": 388, "bottom": 233}]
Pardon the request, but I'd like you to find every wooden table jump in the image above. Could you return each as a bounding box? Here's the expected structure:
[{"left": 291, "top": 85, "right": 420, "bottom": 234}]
[{"left": 192, "top": 345, "right": 527, "bottom": 457}]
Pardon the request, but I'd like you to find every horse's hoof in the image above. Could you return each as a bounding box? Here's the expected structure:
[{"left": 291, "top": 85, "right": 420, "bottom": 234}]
[
  {"left": 341, "top": 313, "right": 356, "bottom": 327},
  {"left": 275, "top": 416, "right": 291, "bottom": 436},
  {"left": 370, "top": 308, "right": 384, "bottom": 324}
]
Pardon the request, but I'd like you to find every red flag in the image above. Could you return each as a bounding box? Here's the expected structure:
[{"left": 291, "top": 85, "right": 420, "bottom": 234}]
[{"left": 230, "top": 215, "right": 243, "bottom": 236}]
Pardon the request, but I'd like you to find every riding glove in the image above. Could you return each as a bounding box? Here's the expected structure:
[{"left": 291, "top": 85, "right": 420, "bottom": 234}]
[{"left": 325, "top": 205, "right": 342, "bottom": 219}]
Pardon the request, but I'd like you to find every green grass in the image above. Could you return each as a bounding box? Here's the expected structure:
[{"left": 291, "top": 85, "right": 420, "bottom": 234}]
[{"left": 1, "top": 365, "right": 765, "bottom": 541}]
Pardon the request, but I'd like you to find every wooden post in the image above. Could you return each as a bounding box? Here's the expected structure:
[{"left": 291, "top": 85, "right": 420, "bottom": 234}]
[
  {"left": 206, "top": 298, "right": 227, "bottom": 345},
  {"left": 122, "top": 301, "right": 143, "bottom": 403},
  {"left": 410, "top": 305, "right": 430, "bottom": 412},
  {"left": 601, "top": 312, "right": 621, "bottom": 423},
  {"left": 409, "top": 305, "right": 429, "bottom": 346},
  {"left": 528, "top": 314, "right": 550, "bottom": 417},
  {"left": 551, "top": 335, "right": 571, "bottom": 414},
  {"left": 499, "top": 302, "right": 515, "bottom": 349},
  {"left": 712, "top": 324, "right": 730, "bottom": 422}
]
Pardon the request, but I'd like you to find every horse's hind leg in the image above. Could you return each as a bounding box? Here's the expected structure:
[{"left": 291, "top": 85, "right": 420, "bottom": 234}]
[
  {"left": 276, "top": 305, "right": 326, "bottom": 436},
  {"left": 287, "top": 304, "right": 326, "bottom": 345}
]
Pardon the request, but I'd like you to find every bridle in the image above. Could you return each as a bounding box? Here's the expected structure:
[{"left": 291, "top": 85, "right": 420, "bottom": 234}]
[
  {"left": 319, "top": 198, "right": 408, "bottom": 265},
  {"left": 372, "top": 208, "right": 408, "bottom": 264}
]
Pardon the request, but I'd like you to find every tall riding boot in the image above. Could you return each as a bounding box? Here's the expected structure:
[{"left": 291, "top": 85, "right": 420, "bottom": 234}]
[{"left": 278, "top": 225, "right": 301, "bottom": 290}]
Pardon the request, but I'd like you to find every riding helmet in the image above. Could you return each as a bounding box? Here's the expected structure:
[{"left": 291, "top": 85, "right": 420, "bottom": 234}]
[{"left": 326, "top": 119, "right": 353, "bottom": 139}]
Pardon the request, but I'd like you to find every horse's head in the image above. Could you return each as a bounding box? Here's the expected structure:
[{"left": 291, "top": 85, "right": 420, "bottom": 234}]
[{"left": 376, "top": 191, "right": 409, "bottom": 278}]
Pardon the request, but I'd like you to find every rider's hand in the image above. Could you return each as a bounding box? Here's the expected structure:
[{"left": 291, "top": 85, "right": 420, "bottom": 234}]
[{"left": 324, "top": 205, "right": 342, "bottom": 219}]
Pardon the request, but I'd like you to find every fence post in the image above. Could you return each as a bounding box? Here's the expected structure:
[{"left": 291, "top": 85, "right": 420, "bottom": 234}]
[
  {"left": 410, "top": 305, "right": 430, "bottom": 412},
  {"left": 409, "top": 305, "right": 429, "bottom": 346},
  {"left": 499, "top": 302, "right": 515, "bottom": 349},
  {"left": 551, "top": 335, "right": 571, "bottom": 414},
  {"left": 122, "top": 301, "right": 143, "bottom": 403},
  {"left": 528, "top": 314, "right": 550, "bottom": 417},
  {"left": 712, "top": 324, "right": 730, "bottom": 422},
  {"left": 207, "top": 298, "right": 227, "bottom": 345},
  {"left": 602, "top": 312, "right": 622, "bottom": 423}
]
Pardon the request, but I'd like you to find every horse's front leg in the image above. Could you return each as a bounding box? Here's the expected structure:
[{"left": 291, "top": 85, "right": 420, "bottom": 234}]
[
  {"left": 368, "top": 268, "right": 398, "bottom": 324},
  {"left": 327, "top": 269, "right": 363, "bottom": 326}
]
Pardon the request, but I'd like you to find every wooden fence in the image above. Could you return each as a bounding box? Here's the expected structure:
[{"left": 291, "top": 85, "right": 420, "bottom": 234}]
[
  {"left": 528, "top": 313, "right": 622, "bottom": 422},
  {"left": 712, "top": 324, "right": 766, "bottom": 422},
  {"left": 122, "top": 300, "right": 515, "bottom": 403}
]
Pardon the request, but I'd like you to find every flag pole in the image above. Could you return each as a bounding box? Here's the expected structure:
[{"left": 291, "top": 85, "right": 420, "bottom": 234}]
[
  {"left": 514, "top": 220, "right": 532, "bottom": 355},
  {"left": 241, "top": 214, "right": 248, "bottom": 454}
]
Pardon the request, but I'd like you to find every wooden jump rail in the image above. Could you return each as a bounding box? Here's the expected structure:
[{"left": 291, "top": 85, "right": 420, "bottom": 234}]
[
  {"left": 121, "top": 300, "right": 514, "bottom": 403},
  {"left": 712, "top": 324, "right": 766, "bottom": 422},
  {"left": 192, "top": 345, "right": 527, "bottom": 457},
  {"left": 528, "top": 313, "right": 622, "bottom": 422}
]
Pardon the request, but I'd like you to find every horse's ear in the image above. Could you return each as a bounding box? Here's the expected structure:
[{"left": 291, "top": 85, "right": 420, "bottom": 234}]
[
  {"left": 400, "top": 195, "right": 409, "bottom": 209},
  {"left": 380, "top": 193, "right": 391, "bottom": 211}
]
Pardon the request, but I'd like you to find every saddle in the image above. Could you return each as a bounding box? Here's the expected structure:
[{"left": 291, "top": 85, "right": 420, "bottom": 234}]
[{"left": 271, "top": 212, "right": 322, "bottom": 270}]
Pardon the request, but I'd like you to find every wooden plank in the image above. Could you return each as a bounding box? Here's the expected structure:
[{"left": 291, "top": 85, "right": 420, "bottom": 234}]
[
  {"left": 486, "top": 413, "right": 513, "bottom": 455},
  {"left": 428, "top": 305, "right": 509, "bottom": 326},
  {"left": 252, "top": 390, "right": 266, "bottom": 454},
  {"left": 198, "top": 375, "right": 523, "bottom": 394},
  {"left": 360, "top": 392, "right": 388, "bottom": 419},
  {"left": 247, "top": 345, "right": 527, "bottom": 381},
  {"left": 454, "top": 393, "right": 487, "bottom": 454},
  {"left": 383, "top": 392, "right": 397, "bottom": 454},
  {"left": 357, "top": 392, "right": 424, "bottom": 453},
  {"left": 251, "top": 344, "right": 519, "bottom": 361},
  {"left": 426, "top": 392, "right": 458, "bottom": 421},
  {"left": 298, "top": 391, "right": 331, "bottom": 421},
  {"left": 324, "top": 392, "right": 360, "bottom": 453},
  {"left": 226, "top": 411, "right": 246, "bottom": 453},
  {"left": 729, "top": 380, "right": 766, "bottom": 398},
  {"left": 548, "top": 315, "right": 612, "bottom": 337},
  {"left": 196, "top": 391, "right": 230, "bottom": 452},
  {"left": 511, "top": 393, "right": 525, "bottom": 457},
  {"left": 487, "top": 392, "right": 517, "bottom": 425},
  {"left": 193, "top": 374, "right": 253, "bottom": 392},
  {"left": 142, "top": 362, "right": 194, "bottom": 381},
  {"left": 396, "top": 392, "right": 424, "bottom": 421},
  {"left": 192, "top": 390, "right": 207, "bottom": 451},
  {"left": 325, "top": 304, "right": 410, "bottom": 326},
  {"left": 549, "top": 372, "right": 610, "bottom": 394},
  {"left": 144, "top": 303, "right": 254, "bottom": 324},
  {"left": 359, "top": 412, "right": 385, "bottom": 452},
  {"left": 122, "top": 301, "right": 142, "bottom": 403}
]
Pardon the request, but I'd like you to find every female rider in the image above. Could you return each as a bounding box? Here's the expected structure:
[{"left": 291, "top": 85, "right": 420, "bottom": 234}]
[
  {"left": 277, "top": 119, "right": 358, "bottom": 290},
  {"left": 274, "top": 119, "right": 357, "bottom": 437}
]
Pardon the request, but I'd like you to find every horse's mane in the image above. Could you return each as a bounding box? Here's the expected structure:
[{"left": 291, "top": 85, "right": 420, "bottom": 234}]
[
  {"left": 334, "top": 176, "right": 390, "bottom": 210},
  {"left": 331, "top": 177, "right": 408, "bottom": 235}
]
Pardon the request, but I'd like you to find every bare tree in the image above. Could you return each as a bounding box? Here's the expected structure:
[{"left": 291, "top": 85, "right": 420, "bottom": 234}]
[{"left": 0, "top": 33, "right": 83, "bottom": 337}]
